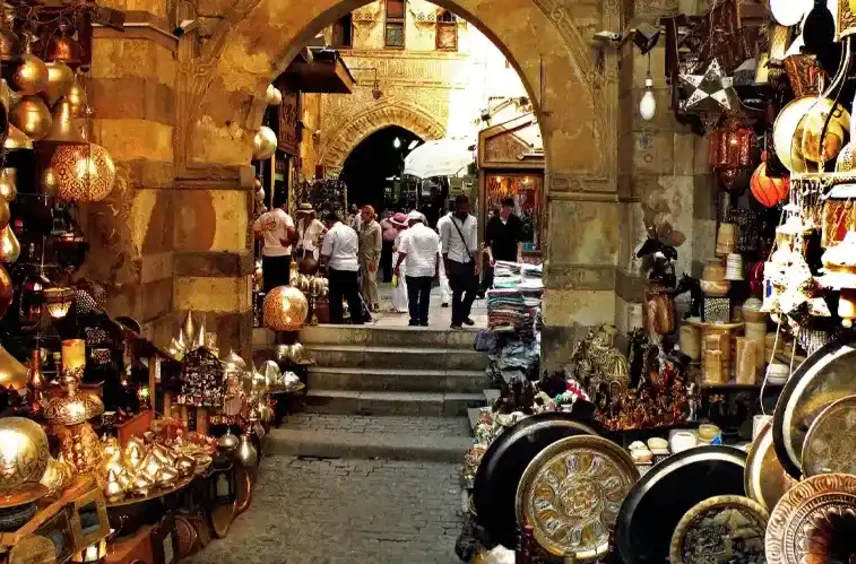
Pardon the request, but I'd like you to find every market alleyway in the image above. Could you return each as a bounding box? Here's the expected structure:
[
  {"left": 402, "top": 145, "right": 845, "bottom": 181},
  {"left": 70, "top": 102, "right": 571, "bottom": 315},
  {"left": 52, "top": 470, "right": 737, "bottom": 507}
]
[{"left": 185, "top": 289, "right": 489, "bottom": 563}]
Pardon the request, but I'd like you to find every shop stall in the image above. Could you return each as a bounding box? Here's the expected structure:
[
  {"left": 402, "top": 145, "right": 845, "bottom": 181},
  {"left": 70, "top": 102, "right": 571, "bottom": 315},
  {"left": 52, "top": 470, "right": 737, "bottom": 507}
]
[{"left": 458, "top": 1, "right": 856, "bottom": 562}]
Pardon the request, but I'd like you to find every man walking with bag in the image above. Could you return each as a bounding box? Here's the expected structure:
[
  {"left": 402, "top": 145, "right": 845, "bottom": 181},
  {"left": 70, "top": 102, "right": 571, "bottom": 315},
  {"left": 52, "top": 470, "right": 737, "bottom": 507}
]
[
  {"left": 440, "top": 195, "right": 479, "bottom": 329},
  {"left": 395, "top": 211, "right": 440, "bottom": 327}
]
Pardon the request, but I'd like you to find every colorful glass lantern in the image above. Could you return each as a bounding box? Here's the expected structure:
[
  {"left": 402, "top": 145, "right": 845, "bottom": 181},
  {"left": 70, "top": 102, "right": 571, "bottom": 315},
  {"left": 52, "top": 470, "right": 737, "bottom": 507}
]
[
  {"left": 751, "top": 151, "right": 790, "bottom": 208},
  {"left": 710, "top": 115, "right": 754, "bottom": 192}
]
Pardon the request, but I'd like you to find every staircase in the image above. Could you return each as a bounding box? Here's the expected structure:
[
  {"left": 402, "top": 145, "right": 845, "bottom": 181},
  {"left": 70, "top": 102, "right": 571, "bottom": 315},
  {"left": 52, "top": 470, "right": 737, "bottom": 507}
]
[{"left": 256, "top": 325, "right": 489, "bottom": 462}]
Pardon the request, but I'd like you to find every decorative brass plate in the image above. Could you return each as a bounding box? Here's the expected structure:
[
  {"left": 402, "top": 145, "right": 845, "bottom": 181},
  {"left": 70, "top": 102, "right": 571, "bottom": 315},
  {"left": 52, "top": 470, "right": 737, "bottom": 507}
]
[
  {"left": 766, "top": 474, "right": 856, "bottom": 564},
  {"left": 773, "top": 339, "right": 856, "bottom": 478},
  {"left": 745, "top": 423, "right": 797, "bottom": 512},
  {"left": 669, "top": 495, "right": 768, "bottom": 564},
  {"left": 515, "top": 435, "right": 638, "bottom": 559},
  {"left": 802, "top": 395, "right": 856, "bottom": 477}
]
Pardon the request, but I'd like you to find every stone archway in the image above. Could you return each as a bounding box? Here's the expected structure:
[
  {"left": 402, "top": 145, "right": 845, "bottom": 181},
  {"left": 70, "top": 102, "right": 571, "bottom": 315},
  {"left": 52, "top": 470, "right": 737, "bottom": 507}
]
[{"left": 320, "top": 102, "right": 446, "bottom": 172}]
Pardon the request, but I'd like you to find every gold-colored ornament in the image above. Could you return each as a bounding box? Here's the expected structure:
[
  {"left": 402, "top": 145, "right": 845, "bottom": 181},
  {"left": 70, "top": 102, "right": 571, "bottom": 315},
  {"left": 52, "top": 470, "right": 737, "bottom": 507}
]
[
  {"left": 41, "top": 97, "right": 85, "bottom": 144},
  {"left": 131, "top": 473, "right": 153, "bottom": 497},
  {"left": 217, "top": 428, "right": 239, "bottom": 452},
  {"left": 41, "top": 166, "right": 58, "bottom": 197},
  {"left": 66, "top": 74, "right": 86, "bottom": 117},
  {"left": 43, "top": 61, "right": 74, "bottom": 106},
  {"left": 5, "top": 123, "right": 33, "bottom": 151},
  {"left": 0, "top": 226, "right": 20, "bottom": 262},
  {"left": 9, "top": 37, "right": 48, "bottom": 96},
  {"left": 43, "top": 286, "right": 74, "bottom": 319},
  {"left": 0, "top": 264, "right": 13, "bottom": 322},
  {"left": 156, "top": 466, "right": 179, "bottom": 487},
  {"left": 182, "top": 310, "right": 197, "bottom": 346},
  {"left": 175, "top": 455, "right": 195, "bottom": 478},
  {"left": 0, "top": 345, "right": 27, "bottom": 391},
  {"left": 103, "top": 469, "right": 124, "bottom": 503},
  {"left": 9, "top": 535, "right": 55, "bottom": 564},
  {"left": 0, "top": 417, "right": 50, "bottom": 508},
  {"left": 28, "top": 349, "right": 48, "bottom": 396},
  {"left": 0, "top": 196, "right": 9, "bottom": 230},
  {"left": 266, "top": 84, "right": 282, "bottom": 107},
  {"left": 10, "top": 96, "right": 52, "bottom": 141},
  {"left": 194, "top": 318, "right": 207, "bottom": 350},
  {"left": 263, "top": 286, "right": 309, "bottom": 331},
  {"left": 42, "top": 364, "right": 105, "bottom": 426},
  {"left": 252, "top": 126, "right": 277, "bottom": 161},
  {"left": 40, "top": 456, "right": 73, "bottom": 497},
  {"left": 55, "top": 423, "right": 103, "bottom": 474},
  {"left": 0, "top": 79, "right": 11, "bottom": 112},
  {"left": 50, "top": 143, "right": 116, "bottom": 202},
  {"left": 0, "top": 168, "right": 18, "bottom": 201}
]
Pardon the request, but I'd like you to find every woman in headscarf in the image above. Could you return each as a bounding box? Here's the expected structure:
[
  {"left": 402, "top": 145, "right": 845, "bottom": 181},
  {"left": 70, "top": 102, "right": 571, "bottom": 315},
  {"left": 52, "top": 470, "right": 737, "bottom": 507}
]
[{"left": 390, "top": 212, "right": 409, "bottom": 313}]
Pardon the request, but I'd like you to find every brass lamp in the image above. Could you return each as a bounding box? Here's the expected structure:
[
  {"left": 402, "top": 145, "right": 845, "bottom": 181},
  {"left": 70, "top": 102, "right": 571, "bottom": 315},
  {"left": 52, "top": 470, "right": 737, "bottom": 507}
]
[
  {"left": 709, "top": 115, "right": 754, "bottom": 192},
  {"left": 43, "top": 286, "right": 74, "bottom": 319},
  {"left": 0, "top": 345, "right": 28, "bottom": 391},
  {"left": 0, "top": 417, "right": 50, "bottom": 509}
]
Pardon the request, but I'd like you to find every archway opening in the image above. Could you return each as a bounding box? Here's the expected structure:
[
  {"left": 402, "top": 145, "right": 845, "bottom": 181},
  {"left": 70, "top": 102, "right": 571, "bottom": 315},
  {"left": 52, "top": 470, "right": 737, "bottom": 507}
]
[{"left": 340, "top": 126, "right": 423, "bottom": 213}]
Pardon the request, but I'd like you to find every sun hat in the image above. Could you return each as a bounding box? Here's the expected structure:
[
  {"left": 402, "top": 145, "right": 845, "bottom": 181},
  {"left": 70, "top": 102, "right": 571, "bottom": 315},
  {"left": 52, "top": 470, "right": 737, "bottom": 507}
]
[
  {"left": 406, "top": 210, "right": 424, "bottom": 222},
  {"left": 390, "top": 212, "right": 408, "bottom": 227},
  {"left": 296, "top": 203, "right": 315, "bottom": 215}
]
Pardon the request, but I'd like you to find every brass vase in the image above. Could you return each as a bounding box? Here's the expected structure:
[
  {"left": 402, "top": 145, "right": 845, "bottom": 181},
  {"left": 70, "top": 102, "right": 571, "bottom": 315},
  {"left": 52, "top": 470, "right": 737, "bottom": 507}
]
[
  {"left": 9, "top": 96, "right": 52, "bottom": 141},
  {"left": 0, "top": 264, "right": 12, "bottom": 322},
  {"left": 0, "top": 168, "right": 18, "bottom": 201}
]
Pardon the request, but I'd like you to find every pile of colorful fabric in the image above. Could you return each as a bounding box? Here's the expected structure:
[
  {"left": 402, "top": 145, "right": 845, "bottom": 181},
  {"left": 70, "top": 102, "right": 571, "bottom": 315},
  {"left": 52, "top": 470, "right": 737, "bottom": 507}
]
[{"left": 486, "top": 289, "right": 540, "bottom": 338}]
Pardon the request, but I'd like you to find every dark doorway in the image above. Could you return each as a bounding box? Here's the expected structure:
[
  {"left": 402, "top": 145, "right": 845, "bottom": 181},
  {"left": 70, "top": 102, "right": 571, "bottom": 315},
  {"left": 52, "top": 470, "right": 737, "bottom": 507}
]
[{"left": 340, "top": 125, "right": 422, "bottom": 214}]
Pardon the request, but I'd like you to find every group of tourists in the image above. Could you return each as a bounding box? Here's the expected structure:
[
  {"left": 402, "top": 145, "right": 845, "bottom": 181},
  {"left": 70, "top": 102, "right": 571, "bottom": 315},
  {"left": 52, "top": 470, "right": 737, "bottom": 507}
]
[{"left": 253, "top": 193, "right": 523, "bottom": 329}]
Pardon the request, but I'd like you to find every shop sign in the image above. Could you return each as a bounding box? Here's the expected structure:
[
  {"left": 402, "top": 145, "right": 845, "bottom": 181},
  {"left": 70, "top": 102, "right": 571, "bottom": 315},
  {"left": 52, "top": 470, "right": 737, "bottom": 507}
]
[{"left": 278, "top": 83, "right": 301, "bottom": 156}]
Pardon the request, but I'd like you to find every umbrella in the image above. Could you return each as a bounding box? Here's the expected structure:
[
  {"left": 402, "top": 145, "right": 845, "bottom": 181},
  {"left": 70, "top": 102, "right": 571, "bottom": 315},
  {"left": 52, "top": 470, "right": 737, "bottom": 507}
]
[{"left": 403, "top": 138, "right": 474, "bottom": 179}]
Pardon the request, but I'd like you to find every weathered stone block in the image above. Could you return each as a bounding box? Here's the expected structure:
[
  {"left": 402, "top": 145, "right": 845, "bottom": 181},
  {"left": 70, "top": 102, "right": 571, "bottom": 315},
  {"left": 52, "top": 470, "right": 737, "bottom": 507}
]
[
  {"left": 173, "top": 190, "right": 250, "bottom": 252},
  {"left": 548, "top": 200, "right": 619, "bottom": 266},
  {"left": 174, "top": 276, "right": 252, "bottom": 313},
  {"left": 92, "top": 119, "right": 174, "bottom": 162}
]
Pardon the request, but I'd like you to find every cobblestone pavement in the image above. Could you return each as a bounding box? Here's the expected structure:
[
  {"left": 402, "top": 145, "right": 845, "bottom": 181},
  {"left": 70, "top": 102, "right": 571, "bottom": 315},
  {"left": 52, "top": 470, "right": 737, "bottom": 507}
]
[
  {"left": 184, "top": 455, "right": 464, "bottom": 564},
  {"left": 281, "top": 413, "right": 471, "bottom": 438}
]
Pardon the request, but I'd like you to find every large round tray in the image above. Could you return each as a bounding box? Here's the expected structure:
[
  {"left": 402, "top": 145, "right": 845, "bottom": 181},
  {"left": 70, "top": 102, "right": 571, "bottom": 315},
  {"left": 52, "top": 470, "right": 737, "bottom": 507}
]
[
  {"left": 473, "top": 412, "right": 598, "bottom": 549},
  {"left": 772, "top": 335, "right": 856, "bottom": 479},
  {"left": 515, "top": 435, "right": 638, "bottom": 559},
  {"left": 745, "top": 423, "right": 796, "bottom": 512},
  {"left": 615, "top": 445, "right": 748, "bottom": 564},
  {"left": 801, "top": 395, "right": 856, "bottom": 477},
  {"left": 669, "top": 495, "right": 768, "bottom": 564},
  {"left": 766, "top": 473, "right": 856, "bottom": 564}
]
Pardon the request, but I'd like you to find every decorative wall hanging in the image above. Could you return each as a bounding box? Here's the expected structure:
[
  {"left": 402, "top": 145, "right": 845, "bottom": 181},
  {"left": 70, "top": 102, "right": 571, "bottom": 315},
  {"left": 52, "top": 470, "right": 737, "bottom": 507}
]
[
  {"left": 679, "top": 59, "right": 739, "bottom": 115},
  {"left": 801, "top": 395, "right": 856, "bottom": 477}
]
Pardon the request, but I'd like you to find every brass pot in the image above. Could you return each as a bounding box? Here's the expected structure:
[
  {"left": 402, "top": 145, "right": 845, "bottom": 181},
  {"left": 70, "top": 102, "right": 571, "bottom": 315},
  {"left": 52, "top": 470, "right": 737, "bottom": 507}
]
[{"left": 9, "top": 38, "right": 48, "bottom": 96}]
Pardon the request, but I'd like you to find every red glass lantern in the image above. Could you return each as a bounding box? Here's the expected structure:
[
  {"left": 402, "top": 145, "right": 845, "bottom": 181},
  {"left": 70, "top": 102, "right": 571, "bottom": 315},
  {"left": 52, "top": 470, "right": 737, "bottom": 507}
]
[
  {"left": 710, "top": 115, "right": 754, "bottom": 192},
  {"left": 751, "top": 151, "right": 790, "bottom": 207}
]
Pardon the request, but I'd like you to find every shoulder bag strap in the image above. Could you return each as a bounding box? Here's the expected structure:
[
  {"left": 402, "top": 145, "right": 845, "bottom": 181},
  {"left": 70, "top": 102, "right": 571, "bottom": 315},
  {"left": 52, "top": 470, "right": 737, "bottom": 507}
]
[{"left": 450, "top": 216, "right": 474, "bottom": 262}]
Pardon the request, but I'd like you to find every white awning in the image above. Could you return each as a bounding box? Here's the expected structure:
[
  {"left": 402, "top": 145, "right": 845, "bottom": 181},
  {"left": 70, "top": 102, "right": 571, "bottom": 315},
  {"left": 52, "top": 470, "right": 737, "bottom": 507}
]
[{"left": 403, "top": 138, "right": 474, "bottom": 179}]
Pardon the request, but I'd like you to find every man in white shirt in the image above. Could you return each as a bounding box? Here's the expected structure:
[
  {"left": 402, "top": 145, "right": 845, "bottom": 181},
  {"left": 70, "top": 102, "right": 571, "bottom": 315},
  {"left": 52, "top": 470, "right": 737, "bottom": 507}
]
[
  {"left": 395, "top": 211, "right": 440, "bottom": 327},
  {"left": 253, "top": 194, "right": 296, "bottom": 294},
  {"left": 320, "top": 211, "right": 364, "bottom": 325},
  {"left": 439, "top": 195, "right": 479, "bottom": 329},
  {"left": 435, "top": 206, "right": 453, "bottom": 308},
  {"left": 295, "top": 203, "right": 327, "bottom": 262}
]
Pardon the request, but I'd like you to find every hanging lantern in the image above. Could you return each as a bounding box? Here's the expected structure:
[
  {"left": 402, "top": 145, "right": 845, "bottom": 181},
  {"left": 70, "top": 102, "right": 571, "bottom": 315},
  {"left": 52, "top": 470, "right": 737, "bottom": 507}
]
[
  {"left": 42, "top": 61, "right": 74, "bottom": 107},
  {"left": 709, "top": 115, "right": 754, "bottom": 192},
  {"left": 5, "top": 124, "right": 33, "bottom": 151},
  {"left": 252, "top": 126, "right": 277, "bottom": 161},
  {"left": 0, "top": 226, "right": 20, "bottom": 262},
  {"left": 66, "top": 73, "right": 87, "bottom": 118},
  {"left": 0, "top": 346, "right": 28, "bottom": 391},
  {"left": 207, "top": 455, "right": 237, "bottom": 505},
  {"left": 9, "top": 35, "right": 48, "bottom": 96},
  {"left": 9, "top": 96, "right": 52, "bottom": 141},
  {"left": 44, "top": 22, "right": 83, "bottom": 69},
  {"left": 50, "top": 143, "right": 116, "bottom": 202},
  {"left": 751, "top": 151, "right": 790, "bottom": 208},
  {"left": 41, "top": 97, "right": 86, "bottom": 144},
  {"left": 43, "top": 287, "right": 74, "bottom": 319},
  {"left": 0, "top": 168, "right": 18, "bottom": 202}
]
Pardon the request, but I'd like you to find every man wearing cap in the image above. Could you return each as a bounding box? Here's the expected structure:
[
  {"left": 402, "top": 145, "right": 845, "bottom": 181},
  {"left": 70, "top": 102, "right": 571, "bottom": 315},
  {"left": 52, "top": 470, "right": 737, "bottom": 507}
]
[
  {"left": 358, "top": 205, "right": 382, "bottom": 313},
  {"left": 320, "top": 211, "right": 363, "bottom": 325},
  {"left": 253, "top": 193, "right": 296, "bottom": 294},
  {"left": 295, "top": 203, "right": 327, "bottom": 262},
  {"left": 395, "top": 211, "right": 440, "bottom": 326}
]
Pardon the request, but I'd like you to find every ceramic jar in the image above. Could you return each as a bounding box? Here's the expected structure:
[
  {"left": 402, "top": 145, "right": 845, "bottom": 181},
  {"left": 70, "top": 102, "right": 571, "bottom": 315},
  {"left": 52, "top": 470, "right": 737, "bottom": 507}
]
[
  {"left": 679, "top": 325, "right": 701, "bottom": 362},
  {"left": 670, "top": 431, "right": 697, "bottom": 453}
]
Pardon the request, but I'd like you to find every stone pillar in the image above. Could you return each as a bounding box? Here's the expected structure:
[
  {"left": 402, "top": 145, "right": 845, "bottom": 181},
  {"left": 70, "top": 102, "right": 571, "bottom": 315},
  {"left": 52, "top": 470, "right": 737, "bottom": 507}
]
[
  {"left": 615, "top": 0, "right": 705, "bottom": 335},
  {"left": 80, "top": 0, "right": 178, "bottom": 345}
]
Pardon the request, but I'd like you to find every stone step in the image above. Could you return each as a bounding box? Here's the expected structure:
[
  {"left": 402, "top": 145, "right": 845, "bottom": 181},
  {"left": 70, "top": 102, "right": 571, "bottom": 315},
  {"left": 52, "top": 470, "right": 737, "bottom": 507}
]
[
  {"left": 298, "top": 325, "right": 478, "bottom": 349},
  {"left": 304, "top": 389, "right": 484, "bottom": 416},
  {"left": 304, "top": 345, "right": 489, "bottom": 371},
  {"left": 308, "top": 367, "right": 486, "bottom": 394},
  {"left": 266, "top": 427, "right": 472, "bottom": 463}
]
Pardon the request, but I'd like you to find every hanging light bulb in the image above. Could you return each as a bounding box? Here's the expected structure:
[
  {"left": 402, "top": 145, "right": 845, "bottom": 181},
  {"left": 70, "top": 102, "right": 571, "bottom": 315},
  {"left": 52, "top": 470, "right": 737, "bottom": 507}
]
[
  {"left": 393, "top": 137, "right": 401, "bottom": 149},
  {"left": 639, "top": 74, "right": 656, "bottom": 121}
]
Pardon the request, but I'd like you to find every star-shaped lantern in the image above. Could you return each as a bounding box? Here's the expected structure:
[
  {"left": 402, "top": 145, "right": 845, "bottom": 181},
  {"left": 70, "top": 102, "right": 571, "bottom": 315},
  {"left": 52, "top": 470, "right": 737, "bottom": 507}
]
[{"left": 679, "top": 59, "right": 739, "bottom": 115}]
